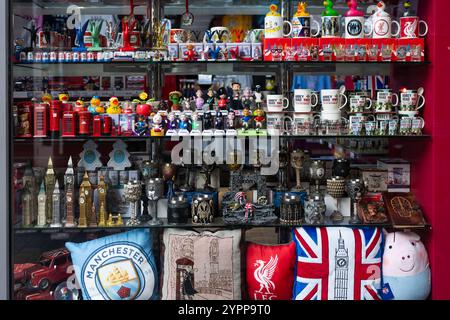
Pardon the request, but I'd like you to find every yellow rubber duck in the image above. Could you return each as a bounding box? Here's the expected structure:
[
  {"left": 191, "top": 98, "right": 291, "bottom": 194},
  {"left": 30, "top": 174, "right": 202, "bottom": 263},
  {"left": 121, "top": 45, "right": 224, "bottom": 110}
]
[
  {"left": 89, "top": 95, "right": 105, "bottom": 114},
  {"left": 42, "top": 92, "right": 52, "bottom": 104},
  {"left": 59, "top": 92, "right": 70, "bottom": 103},
  {"left": 106, "top": 96, "right": 122, "bottom": 114}
]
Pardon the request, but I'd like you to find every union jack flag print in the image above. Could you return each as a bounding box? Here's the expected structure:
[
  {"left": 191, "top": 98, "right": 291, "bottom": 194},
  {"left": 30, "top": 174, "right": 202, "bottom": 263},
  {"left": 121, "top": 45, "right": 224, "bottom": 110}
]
[{"left": 292, "top": 227, "right": 383, "bottom": 300}]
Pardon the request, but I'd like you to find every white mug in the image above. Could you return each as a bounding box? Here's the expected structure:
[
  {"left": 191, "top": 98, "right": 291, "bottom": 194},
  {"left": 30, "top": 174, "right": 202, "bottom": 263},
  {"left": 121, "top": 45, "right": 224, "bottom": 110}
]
[
  {"left": 377, "top": 89, "right": 399, "bottom": 108},
  {"left": 320, "top": 89, "right": 348, "bottom": 111},
  {"left": 266, "top": 113, "right": 293, "bottom": 134},
  {"left": 368, "top": 15, "right": 400, "bottom": 39},
  {"left": 294, "top": 89, "right": 319, "bottom": 113},
  {"left": 349, "top": 95, "right": 373, "bottom": 113},
  {"left": 265, "top": 15, "right": 292, "bottom": 39},
  {"left": 345, "top": 16, "right": 370, "bottom": 39},
  {"left": 400, "top": 89, "right": 425, "bottom": 111},
  {"left": 266, "top": 94, "right": 289, "bottom": 112},
  {"left": 321, "top": 111, "right": 344, "bottom": 122}
]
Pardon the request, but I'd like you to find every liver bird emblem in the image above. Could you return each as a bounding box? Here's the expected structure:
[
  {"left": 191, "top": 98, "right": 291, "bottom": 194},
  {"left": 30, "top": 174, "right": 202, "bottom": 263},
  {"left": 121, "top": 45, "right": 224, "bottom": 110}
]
[{"left": 253, "top": 255, "right": 278, "bottom": 294}]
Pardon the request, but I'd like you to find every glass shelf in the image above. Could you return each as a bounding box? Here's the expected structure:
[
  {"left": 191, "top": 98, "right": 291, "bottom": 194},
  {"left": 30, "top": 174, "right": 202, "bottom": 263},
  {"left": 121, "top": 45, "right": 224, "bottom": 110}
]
[
  {"left": 13, "top": 135, "right": 431, "bottom": 143},
  {"left": 14, "top": 216, "right": 430, "bottom": 234}
]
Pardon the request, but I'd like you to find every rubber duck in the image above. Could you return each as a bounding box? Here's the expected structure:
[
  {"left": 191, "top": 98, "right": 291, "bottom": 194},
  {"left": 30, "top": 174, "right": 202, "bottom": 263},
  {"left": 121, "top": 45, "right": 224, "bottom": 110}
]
[
  {"left": 295, "top": 2, "right": 310, "bottom": 17},
  {"left": 88, "top": 95, "right": 105, "bottom": 114},
  {"left": 42, "top": 92, "right": 52, "bottom": 104},
  {"left": 322, "top": 0, "right": 339, "bottom": 16},
  {"left": 59, "top": 92, "right": 70, "bottom": 103},
  {"left": 106, "top": 96, "right": 122, "bottom": 114},
  {"left": 346, "top": 0, "right": 364, "bottom": 17}
]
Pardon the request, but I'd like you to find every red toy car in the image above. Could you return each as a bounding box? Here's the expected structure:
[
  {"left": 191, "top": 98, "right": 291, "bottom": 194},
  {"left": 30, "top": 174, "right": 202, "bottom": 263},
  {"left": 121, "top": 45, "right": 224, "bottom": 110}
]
[{"left": 14, "top": 248, "right": 72, "bottom": 292}]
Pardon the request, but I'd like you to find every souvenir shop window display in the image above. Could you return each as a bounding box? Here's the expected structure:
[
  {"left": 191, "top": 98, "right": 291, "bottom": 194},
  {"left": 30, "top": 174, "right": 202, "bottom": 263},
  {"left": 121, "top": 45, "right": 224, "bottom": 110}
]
[{"left": 161, "top": 229, "right": 242, "bottom": 300}]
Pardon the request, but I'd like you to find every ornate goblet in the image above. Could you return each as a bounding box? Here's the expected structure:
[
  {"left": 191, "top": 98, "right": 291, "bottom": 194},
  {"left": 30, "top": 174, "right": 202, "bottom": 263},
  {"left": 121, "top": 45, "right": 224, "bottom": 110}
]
[
  {"left": 326, "top": 177, "right": 346, "bottom": 222},
  {"left": 124, "top": 180, "right": 142, "bottom": 226},
  {"left": 146, "top": 178, "right": 164, "bottom": 225},
  {"left": 346, "top": 179, "right": 366, "bottom": 224},
  {"left": 332, "top": 158, "right": 350, "bottom": 178},
  {"left": 200, "top": 159, "right": 216, "bottom": 191},
  {"left": 162, "top": 163, "right": 177, "bottom": 199},
  {"left": 291, "top": 150, "right": 305, "bottom": 191},
  {"left": 309, "top": 160, "right": 325, "bottom": 194}
]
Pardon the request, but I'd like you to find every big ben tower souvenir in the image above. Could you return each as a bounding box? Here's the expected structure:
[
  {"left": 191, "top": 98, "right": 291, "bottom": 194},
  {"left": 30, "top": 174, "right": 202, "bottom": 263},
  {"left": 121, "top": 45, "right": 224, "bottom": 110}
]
[
  {"left": 44, "top": 157, "right": 56, "bottom": 224},
  {"left": 37, "top": 182, "right": 46, "bottom": 227},
  {"left": 50, "top": 180, "right": 62, "bottom": 227},
  {"left": 21, "top": 182, "right": 32, "bottom": 227},
  {"left": 22, "top": 164, "right": 37, "bottom": 224},
  {"left": 65, "top": 183, "right": 75, "bottom": 227},
  {"left": 78, "top": 172, "right": 92, "bottom": 228}
]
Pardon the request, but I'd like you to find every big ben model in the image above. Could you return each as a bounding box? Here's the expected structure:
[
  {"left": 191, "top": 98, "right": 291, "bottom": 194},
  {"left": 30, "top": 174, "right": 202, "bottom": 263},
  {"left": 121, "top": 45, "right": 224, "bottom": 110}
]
[
  {"left": 21, "top": 182, "right": 32, "bottom": 227},
  {"left": 64, "top": 156, "right": 75, "bottom": 191},
  {"left": 44, "top": 157, "right": 56, "bottom": 224},
  {"left": 22, "top": 164, "right": 37, "bottom": 224},
  {"left": 65, "top": 183, "right": 75, "bottom": 227},
  {"left": 78, "top": 172, "right": 92, "bottom": 228},
  {"left": 334, "top": 232, "right": 349, "bottom": 300},
  {"left": 37, "top": 182, "right": 46, "bottom": 227},
  {"left": 97, "top": 175, "right": 107, "bottom": 227},
  {"left": 50, "top": 180, "right": 62, "bottom": 227}
]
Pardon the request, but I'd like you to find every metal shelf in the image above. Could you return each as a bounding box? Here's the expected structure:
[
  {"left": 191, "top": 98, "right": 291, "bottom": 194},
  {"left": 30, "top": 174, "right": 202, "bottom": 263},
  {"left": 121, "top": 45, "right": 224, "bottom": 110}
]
[
  {"left": 13, "top": 135, "right": 432, "bottom": 143},
  {"left": 14, "top": 216, "right": 429, "bottom": 234}
]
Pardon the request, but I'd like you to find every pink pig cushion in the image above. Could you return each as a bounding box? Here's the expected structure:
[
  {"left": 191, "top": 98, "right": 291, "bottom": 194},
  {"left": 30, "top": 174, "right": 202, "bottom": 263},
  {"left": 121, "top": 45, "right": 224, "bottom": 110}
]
[{"left": 382, "top": 231, "right": 431, "bottom": 300}]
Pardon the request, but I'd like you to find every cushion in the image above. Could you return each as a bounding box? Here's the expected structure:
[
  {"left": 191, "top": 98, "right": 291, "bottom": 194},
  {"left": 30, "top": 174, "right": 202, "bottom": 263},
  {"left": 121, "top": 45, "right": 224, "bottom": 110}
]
[
  {"left": 246, "top": 242, "right": 296, "bottom": 300},
  {"left": 292, "top": 227, "right": 383, "bottom": 300},
  {"left": 161, "top": 228, "right": 241, "bottom": 300},
  {"left": 65, "top": 229, "right": 157, "bottom": 300}
]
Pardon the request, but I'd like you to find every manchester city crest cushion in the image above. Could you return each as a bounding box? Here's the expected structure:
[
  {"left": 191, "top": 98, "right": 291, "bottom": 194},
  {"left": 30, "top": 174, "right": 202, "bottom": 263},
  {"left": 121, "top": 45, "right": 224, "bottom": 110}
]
[
  {"left": 65, "top": 229, "right": 158, "bottom": 300},
  {"left": 246, "top": 242, "right": 296, "bottom": 300},
  {"left": 161, "top": 228, "right": 242, "bottom": 300}
]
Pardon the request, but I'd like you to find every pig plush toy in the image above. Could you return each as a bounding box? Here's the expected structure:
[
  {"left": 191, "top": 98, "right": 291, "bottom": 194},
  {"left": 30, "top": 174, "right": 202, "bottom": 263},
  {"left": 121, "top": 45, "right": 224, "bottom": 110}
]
[{"left": 382, "top": 231, "right": 431, "bottom": 300}]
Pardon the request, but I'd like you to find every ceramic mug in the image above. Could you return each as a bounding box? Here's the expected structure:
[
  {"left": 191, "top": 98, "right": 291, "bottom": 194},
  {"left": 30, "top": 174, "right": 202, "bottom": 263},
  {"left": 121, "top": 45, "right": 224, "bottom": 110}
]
[
  {"left": 320, "top": 89, "right": 348, "bottom": 112},
  {"left": 349, "top": 95, "right": 373, "bottom": 113},
  {"left": 204, "top": 27, "right": 231, "bottom": 43},
  {"left": 400, "top": 89, "right": 425, "bottom": 111},
  {"left": 170, "top": 29, "right": 188, "bottom": 43},
  {"left": 321, "top": 16, "right": 340, "bottom": 38},
  {"left": 265, "top": 15, "right": 292, "bottom": 38},
  {"left": 400, "top": 16, "right": 428, "bottom": 38},
  {"left": 294, "top": 89, "right": 319, "bottom": 113},
  {"left": 291, "top": 16, "right": 320, "bottom": 38},
  {"left": 376, "top": 89, "right": 399, "bottom": 111},
  {"left": 245, "top": 29, "right": 265, "bottom": 43},
  {"left": 321, "top": 111, "right": 344, "bottom": 122},
  {"left": 267, "top": 94, "right": 289, "bottom": 112},
  {"left": 267, "top": 113, "right": 293, "bottom": 134},
  {"left": 345, "top": 16, "right": 370, "bottom": 39},
  {"left": 368, "top": 15, "right": 400, "bottom": 39}
]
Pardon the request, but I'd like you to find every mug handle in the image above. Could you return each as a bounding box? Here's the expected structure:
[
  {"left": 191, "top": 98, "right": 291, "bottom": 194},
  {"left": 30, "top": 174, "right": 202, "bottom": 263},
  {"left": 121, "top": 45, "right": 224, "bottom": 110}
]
[
  {"left": 419, "top": 20, "right": 429, "bottom": 37},
  {"left": 392, "top": 93, "right": 399, "bottom": 107},
  {"left": 311, "top": 20, "right": 321, "bottom": 37},
  {"left": 365, "top": 98, "right": 373, "bottom": 110},
  {"left": 418, "top": 116, "right": 426, "bottom": 129},
  {"left": 283, "top": 21, "right": 293, "bottom": 37},
  {"left": 367, "top": 114, "right": 376, "bottom": 122},
  {"left": 391, "top": 20, "right": 400, "bottom": 37},
  {"left": 338, "top": 93, "right": 348, "bottom": 110},
  {"left": 311, "top": 93, "right": 319, "bottom": 107},
  {"left": 284, "top": 116, "right": 293, "bottom": 133},
  {"left": 283, "top": 97, "right": 290, "bottom": 109},
  {"left": 417, "top": 94, "right": 426, "bottom": 110}
]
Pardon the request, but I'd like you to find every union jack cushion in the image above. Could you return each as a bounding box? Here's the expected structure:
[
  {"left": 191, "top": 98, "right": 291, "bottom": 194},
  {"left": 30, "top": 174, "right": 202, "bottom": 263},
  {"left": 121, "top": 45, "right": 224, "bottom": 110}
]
[{"left": 292, "top": 227, "right": 383, "bottom": 300}]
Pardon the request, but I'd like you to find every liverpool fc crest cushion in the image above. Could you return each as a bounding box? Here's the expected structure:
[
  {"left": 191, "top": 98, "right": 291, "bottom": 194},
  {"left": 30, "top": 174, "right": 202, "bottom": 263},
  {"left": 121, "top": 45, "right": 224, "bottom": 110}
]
[
  {"left": 65, "top": 229, "right": 158, "bottom": 300},
  {"left": 292, "top": 227, "right": 383, "bottom": 300},
  {"left": 246, "top": 242, "right": 296, "bottom": 300},
  {"left": 161, "top": 228, "right": 242, "bottom": 300}
]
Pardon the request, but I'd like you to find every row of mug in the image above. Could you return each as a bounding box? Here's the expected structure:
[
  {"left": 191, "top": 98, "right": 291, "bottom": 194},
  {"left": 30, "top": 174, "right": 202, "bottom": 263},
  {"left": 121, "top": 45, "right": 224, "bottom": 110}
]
[
  {"left": 265, "top": 6, "right": 427, "bottom": 39},
  {"left": 266, "top": 88, "right": 425, "bottom": 113},
  {"left": 265, "top": 112, "right": 424, "bottom": 135}
]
